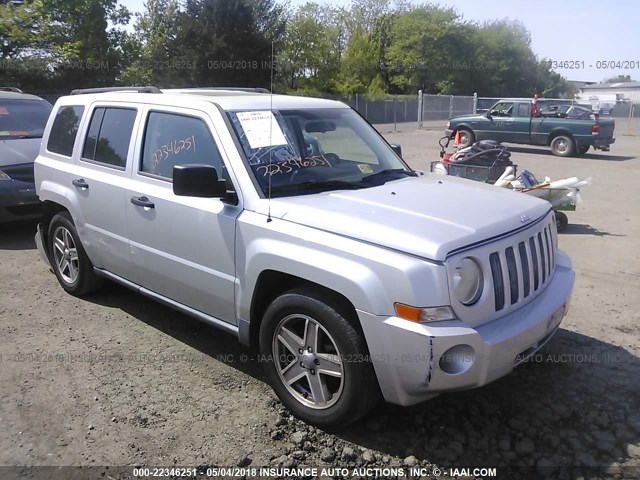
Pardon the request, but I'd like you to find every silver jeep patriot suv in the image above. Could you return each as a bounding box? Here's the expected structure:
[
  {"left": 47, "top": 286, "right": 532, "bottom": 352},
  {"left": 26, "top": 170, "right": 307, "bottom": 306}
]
[{"left": 34, "top": 86, "right": 574, "bottom": 427}]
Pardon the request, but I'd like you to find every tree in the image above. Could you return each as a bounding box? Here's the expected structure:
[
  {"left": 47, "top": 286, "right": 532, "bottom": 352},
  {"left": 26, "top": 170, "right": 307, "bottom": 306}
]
[
  {"left": 175, "top": 0, "right": 277, "bottom": 88},
  {"left": 278, "top": 3, "right": 341, "bottom": 92},
  {"left": 603, "top": 74, "right": 636, "bottom": 83},
  {"left": 382, "top": 5, "right": 463, "bottom": 93},
  {"left": 120, "top": 0, "right": 183, "bottom": 86},
  {"left": 40, "top": 0, "right": 131, "bottom": 88},
  {"left": 0, "top": 0, "right": 48, "bottom": 88},
  {"left": 334, "top": 29, "right": 377, "bottom": 94},
  {"left": 0, "top": 0, "right": 42, "bottom": 58}
]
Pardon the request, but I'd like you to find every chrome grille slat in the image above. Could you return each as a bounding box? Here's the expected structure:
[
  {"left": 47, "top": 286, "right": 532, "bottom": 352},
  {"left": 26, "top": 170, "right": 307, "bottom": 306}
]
[
  {"left": 505, "top": 247, "right": 518, "bottom": 305},
  {"left": 487, "top": 216, "right": 557, "bottom": 313},
  {"left": 499, "top": 250, "right": 512, "bottom": 308},
  {"left": 538, "top": 232, "right": 546, "bottom": 284},
  {"left": 529, "top": 237, "right": 540, "bottom": 291},
  {"left": 490, "top": 252, "right": 505, "bottom": 311},
  {"left": 544, "top": 227, "right": 552, "bottom": 275},
  {"left": 518, "top": 242, "right": 530, "bottom": 298}
]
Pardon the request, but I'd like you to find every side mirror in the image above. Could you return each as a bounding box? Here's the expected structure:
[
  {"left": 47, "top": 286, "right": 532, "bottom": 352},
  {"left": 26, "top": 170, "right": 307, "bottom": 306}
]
[
  {"left": 173, "top": 164, "right": 227, "bottom": 198},
  {"left": 489, "top": 110, "right": 499, "bottom": 117},
  {"left": 390, "top": 144, "right": 402, "bottom": 157}
]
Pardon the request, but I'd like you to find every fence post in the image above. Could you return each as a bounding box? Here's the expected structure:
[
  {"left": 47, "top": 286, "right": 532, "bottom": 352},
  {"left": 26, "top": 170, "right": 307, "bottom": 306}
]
[
  {"left": 473, "top": 92, "right": 478, "bottom": 114},
  {"left": 449, "top": 95, "right": 454, "bottom": 119},
  {"left": 628, "top": 103, "right": 635, "bottom": 134},
  {"left": 393, "top": 96, "right": 397, "bottom": 131},
  {"left": 355, "top": 93, "right": 359, "bottom": 111},
  {"left": 417, "top": 90, "right": 423, "bottom": 129}
]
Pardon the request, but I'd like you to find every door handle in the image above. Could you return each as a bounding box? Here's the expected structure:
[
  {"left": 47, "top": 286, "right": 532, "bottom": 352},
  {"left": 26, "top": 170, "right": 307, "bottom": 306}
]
[
  {"left": 72, "top": 178, "right": 89, "bottom": 189},
  {"left": 130, "top": 196, "right": 155, "bottom": 209}
]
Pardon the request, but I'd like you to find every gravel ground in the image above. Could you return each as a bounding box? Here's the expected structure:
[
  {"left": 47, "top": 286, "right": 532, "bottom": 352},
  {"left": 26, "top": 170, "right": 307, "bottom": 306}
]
[{"left": 0, "top": 125, "right": 639, "bottom": 480}]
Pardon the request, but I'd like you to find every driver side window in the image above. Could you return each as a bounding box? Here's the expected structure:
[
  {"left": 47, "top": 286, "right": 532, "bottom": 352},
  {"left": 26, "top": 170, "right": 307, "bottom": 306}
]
[
  {"left": 492, "top": 102, "right": 514, "bottom": 117},
  {"left": 140, "top": 111, "right": 224, "bottom": 180}
]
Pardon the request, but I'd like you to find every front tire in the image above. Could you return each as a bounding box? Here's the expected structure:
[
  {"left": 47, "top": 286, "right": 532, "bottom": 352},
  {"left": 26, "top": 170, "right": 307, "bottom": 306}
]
[
  {"left": 259, "top": 288, "right": 380, "bottom": 427},
  {"left": 456, "top": 128, "right": 475, "bottom": 149},
  {"left": 550, "top": 135, "right": 575, "bottom": 157},
  {"left": 47, "top": 212, "right": 102, "bottom": 296}
]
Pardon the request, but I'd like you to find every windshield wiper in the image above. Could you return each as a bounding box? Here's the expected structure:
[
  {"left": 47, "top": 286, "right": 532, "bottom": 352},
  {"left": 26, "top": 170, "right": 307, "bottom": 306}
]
[
  {"left": 270, "top": 180, "right": 365, "bottom": 195},
  {"left": 361, "top": 168, "right": 417, "bottom": 184}
]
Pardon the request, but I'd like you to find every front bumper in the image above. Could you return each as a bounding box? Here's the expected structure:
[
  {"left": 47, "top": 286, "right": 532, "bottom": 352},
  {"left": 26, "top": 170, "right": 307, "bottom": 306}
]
[
  {"left": 445, "top": 129, "right": 453, "bottom": 138},
  {"left": 358, "top": 250, "right": 575, "bottom": 406},
  {"left": 0, "top": 180, "right": 41, "bottom": 224}
]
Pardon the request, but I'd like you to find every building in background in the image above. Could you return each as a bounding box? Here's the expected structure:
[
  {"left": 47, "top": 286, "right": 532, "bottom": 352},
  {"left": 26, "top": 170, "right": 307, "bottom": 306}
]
[{"left": 576, "top": 82, "right": 640, "bottom": 115}]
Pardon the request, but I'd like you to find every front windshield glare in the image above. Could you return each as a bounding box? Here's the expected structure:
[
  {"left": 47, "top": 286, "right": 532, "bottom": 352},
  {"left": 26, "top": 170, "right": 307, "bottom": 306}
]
[{"left": 227, "top": 108, "right": 414, "bottom": 197}]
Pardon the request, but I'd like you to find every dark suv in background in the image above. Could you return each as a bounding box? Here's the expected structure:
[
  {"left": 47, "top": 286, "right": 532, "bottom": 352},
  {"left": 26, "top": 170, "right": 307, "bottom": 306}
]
[{"left": 0, "top": 88, "right": 52, "bottom": 225}]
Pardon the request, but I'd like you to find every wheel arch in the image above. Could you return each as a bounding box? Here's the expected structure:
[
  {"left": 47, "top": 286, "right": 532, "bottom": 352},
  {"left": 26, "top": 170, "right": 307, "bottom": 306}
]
[
  {"left": 451, "top": 123, "right": 474, "bottom": 137},
  {"left": 39, "top": 201, "right": 70, "bottom": 256},
  {"left": 547, "top": 128, "right": 574, "bottom": 146},
  {"left": 246, "top": 270, "right": 363, "bottom": 350}
]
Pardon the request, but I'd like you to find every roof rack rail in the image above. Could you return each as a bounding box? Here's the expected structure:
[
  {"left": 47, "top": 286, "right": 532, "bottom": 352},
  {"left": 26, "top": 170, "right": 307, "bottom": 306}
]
[
  {"left": 70, "top": 86, "right": 162, "bottom": 95},
  {"left": 0, "top": 87, "right": 24, "bottom": 93},
  {"left": 182, "top": 87, "right": 270, "bottom": 94}
]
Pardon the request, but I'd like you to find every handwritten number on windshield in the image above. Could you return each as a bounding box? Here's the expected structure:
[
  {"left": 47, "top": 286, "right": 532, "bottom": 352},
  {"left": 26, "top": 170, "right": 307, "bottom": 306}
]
[{"left": 256, "top": 156, "right": 332, "bottom": 177}]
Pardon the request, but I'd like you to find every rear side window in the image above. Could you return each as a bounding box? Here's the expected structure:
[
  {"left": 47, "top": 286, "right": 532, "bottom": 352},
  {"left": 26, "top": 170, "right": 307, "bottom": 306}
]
[
  {"left": 517, "top": 103, "right": 531, "bottom": 117},
  {"left": 82, "top": 107, "right": 137, "bottom": 168},
  {"left": 140, "top": 111, "right": 224, "bottom": 180},
  {"left": 47, "top": 106, "right": 84, "bottom": 157}
]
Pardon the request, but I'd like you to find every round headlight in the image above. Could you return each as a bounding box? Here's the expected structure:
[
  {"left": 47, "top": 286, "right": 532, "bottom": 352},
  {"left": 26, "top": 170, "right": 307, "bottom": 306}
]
[{"left": 452, "top": 257, "right": 483, "bottom": 305}]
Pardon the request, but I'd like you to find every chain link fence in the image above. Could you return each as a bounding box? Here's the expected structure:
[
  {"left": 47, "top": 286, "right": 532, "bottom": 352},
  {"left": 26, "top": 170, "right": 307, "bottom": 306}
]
[
  {"left": 421, "top": 94, "right": 475, "bottom": 121},
  {"left": 29, "top": 90, "right": 640, "bottom": 135},
  {"left": 311, "top": 93, "right": 418, "bottom": 127}
]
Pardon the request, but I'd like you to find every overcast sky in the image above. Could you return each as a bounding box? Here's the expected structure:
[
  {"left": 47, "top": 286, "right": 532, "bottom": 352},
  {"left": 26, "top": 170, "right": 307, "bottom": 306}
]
[{"left": 118, "top": 0, "right": 639, "bottom": 83}]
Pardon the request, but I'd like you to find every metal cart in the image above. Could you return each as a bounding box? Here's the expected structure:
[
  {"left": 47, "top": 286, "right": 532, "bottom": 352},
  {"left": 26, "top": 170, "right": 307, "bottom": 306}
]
[{"left": 429, "top": 161, "right": 577, "bottom": 232}]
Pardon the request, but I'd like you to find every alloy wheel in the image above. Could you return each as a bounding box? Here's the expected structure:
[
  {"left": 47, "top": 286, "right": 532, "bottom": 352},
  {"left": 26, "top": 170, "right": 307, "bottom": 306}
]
[
  {"left": 272, "top": 314, "right": 344, "bottom": 409},
  {"left": 52, "top": 226, "right": 80, "bottom": 284}
]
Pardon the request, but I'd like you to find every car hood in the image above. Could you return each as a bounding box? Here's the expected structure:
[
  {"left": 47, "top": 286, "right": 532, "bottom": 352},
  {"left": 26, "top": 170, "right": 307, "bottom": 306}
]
[
  {"left": 266, "top": 175, "right": 551, "bottom": 262},
  {"left": 0, "top": 138, "right": 41, "bottom": 168},
  {"left": 451, "top": 113, "right": 482, "bottom": 120}
]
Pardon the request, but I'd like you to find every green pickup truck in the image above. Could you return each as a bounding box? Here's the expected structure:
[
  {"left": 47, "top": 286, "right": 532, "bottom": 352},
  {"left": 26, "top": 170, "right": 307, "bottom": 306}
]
[{"left": 445, "top": 99, "right": 615, "bottom": 156}]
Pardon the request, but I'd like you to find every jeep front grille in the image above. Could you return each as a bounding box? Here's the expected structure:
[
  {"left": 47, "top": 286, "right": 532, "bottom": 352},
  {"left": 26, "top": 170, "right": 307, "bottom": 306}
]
[{"left": 489, "top": 221, "right": 556, "bottom": 312}]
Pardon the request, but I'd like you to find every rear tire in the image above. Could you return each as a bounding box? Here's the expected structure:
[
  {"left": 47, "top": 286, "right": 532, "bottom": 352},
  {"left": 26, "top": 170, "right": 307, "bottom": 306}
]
[
  {"left": 577, "top": 145, "right": 589, "bottom": 155},
  {"left": 47, "top": 212, "right": 102, "bottom": 296},
  {"left": 259, "top": 287, "right": 380, "bottom": 427},
  {"left": 550, "top": 135, "right": 575, "bottom": 157}
]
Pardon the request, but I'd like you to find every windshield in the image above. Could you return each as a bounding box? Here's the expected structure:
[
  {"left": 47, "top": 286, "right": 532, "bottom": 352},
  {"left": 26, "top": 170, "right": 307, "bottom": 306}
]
[
  {"left": 0, "top": 98, "right": 52, "bottom": 139},
  {"left": 227, "top": 108, "right": 414, "bottom": 197}
]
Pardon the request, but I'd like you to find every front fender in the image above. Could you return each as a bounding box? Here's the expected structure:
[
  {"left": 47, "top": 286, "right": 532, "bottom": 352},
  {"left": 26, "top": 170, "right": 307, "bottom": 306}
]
[{"left": 235, "top": 213, "right": 451, "bottom": 322}]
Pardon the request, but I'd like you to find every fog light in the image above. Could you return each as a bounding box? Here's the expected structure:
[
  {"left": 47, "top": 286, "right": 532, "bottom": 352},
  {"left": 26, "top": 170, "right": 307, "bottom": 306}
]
[{"left": 438, "top": 345, "right": 475, "bottom": 375}]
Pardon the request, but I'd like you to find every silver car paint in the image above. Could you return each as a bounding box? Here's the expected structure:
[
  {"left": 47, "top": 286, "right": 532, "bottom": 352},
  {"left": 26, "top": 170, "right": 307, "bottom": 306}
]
[
  {"left": 35, "top": 91, "right": 575, "bottom": 406},
  {"left": 260, "top": 175, "right": 550, "bottom": 262}
]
